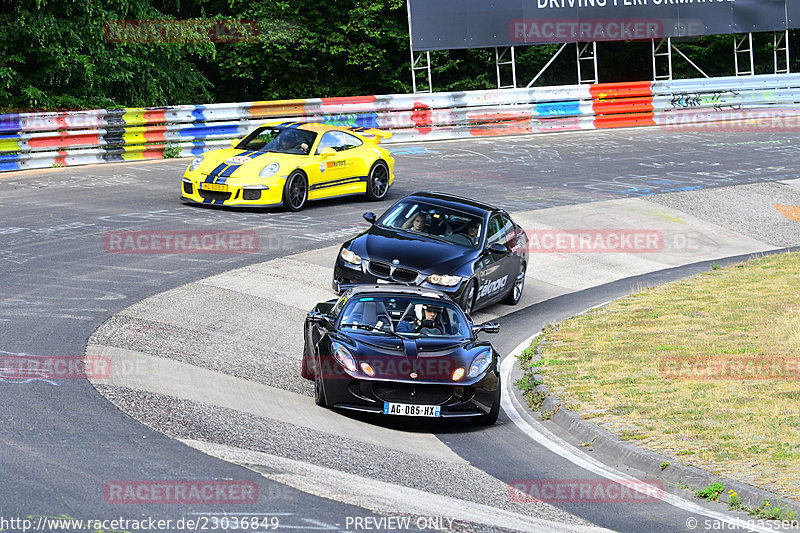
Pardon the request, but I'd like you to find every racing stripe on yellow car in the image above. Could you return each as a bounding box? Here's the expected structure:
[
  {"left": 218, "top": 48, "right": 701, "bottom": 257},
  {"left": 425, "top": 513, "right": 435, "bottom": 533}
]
[{"left": 310, "top": 176, "right": 366, "bottom": 191}]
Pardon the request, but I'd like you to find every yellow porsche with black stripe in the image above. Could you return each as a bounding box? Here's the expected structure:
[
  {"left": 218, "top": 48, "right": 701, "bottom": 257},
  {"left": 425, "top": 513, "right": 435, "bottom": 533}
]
[{"left": 181, "top": 122, "right": 395, "bottom": 211}]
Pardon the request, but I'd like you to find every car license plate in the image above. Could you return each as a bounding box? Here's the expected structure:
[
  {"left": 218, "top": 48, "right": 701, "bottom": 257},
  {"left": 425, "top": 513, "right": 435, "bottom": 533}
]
[
  {"left": 201, "top": 182, "right": 228, "bottom": 192},
  {"left": 376, "top": 278, "right": 390, "bottom": 284},
  {"left": 383, "top": 402, "right": 441, "bottom": 417}
]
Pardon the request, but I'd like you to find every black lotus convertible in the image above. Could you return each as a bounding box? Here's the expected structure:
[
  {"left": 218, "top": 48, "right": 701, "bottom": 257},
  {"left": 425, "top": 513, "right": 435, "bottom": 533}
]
[
  {"left": 332, "top": 192, "right": 528, "bottom": 315},
  {"left": 301, "top": 285, "right": 502, "bottom": 425}
]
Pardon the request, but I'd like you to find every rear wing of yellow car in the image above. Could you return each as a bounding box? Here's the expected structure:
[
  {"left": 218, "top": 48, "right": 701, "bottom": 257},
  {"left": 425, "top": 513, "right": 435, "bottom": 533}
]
[{"left": 348, "top": 127, "right": 393, "bottom": 144}]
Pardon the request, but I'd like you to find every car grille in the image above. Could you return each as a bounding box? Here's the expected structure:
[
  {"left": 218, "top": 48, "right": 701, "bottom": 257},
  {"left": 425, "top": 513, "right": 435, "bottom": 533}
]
[
  {"left": 183, "top": 181, "right": 193, "bottom": 194},
  {"left": 367, "top": 261, "right": 419, "bottom": 283},
  {"left": 198, "top": 189, "right": 232, "bottom": 202},
  {"left": 372, "top": 382, "right": 453, "bottom": 405},
  {"left": 242, "top": 189, "right": 261, "bottom": 201}
]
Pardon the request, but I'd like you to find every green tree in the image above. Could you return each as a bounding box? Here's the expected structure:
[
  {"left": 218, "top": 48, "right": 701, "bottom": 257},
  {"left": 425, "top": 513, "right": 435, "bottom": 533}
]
[{"left": 0, "top": 0, "right": 214, "bottom": 110}]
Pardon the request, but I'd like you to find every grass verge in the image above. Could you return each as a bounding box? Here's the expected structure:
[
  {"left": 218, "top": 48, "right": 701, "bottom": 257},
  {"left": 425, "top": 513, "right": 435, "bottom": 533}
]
[{"left": 518, "top": 251, "right": 800, "bottom": 501}]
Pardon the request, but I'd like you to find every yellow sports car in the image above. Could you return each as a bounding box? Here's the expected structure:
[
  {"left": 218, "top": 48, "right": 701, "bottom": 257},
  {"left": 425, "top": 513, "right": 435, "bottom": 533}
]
[{"left": 181, "top": 122, "right": 395, "bottom": 211}]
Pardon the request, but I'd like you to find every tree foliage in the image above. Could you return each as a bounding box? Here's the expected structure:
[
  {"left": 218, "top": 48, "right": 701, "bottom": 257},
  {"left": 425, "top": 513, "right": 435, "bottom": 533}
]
[{"left": 0, "top": 1, "right": 798, "bottom": 110}]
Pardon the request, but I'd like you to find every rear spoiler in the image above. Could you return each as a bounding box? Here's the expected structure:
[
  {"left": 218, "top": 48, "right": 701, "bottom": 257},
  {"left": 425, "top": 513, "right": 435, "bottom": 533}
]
[{"left": 348, "top": 127, "right": 392, "bottom": 143}]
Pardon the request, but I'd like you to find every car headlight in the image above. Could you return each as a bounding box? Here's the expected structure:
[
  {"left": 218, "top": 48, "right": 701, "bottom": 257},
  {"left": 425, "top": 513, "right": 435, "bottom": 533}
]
[
  {"left": 188, "top": 155, "right": 204, "bottom": 171},
  {"left": 331, "top": 341, "right": 357, "bottom": 372},
  {"left": 340, "top": 247, "right": 362, "bottom": 266},
  {"left": 426, "top": 274, "right": 463, "bottom": 287},
  {"left": 468, "top": 349, "right": 493, "bottom": 378},
  {"left": 259, "top": 162, "right": 280, "bottom": 179}
]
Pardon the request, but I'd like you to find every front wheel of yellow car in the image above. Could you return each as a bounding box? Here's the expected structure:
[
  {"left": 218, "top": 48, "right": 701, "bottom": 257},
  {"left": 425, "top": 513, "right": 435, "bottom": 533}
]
[
  {"left": 284, "top": 171, "right": 308, "bottom": 211},
  {"left": 365, "top": 161, "right": 390, "bottom": 201}
]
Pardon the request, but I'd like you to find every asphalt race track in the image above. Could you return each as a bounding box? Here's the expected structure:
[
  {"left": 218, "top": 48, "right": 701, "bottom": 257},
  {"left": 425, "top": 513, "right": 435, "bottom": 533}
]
[{"left": 2, "top": 127, "right": 800, "bottom": 532}]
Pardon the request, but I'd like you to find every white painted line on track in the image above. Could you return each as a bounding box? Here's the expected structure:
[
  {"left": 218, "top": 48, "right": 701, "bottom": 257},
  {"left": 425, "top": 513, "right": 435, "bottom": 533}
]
[
  {"left": 182, "top": 439, "right": 610, "bottom": 533},
  {"left": 501, "top": 332, "right": 774, "bottom": 533}
]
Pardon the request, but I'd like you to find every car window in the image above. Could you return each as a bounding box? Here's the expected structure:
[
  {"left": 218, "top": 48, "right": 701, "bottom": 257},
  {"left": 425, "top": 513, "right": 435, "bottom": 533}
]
[
  {"left": 316, "top": 131, "right": 347, "bottom": 153},
  {"left": 236, "top": 128, "right": 279, "bottom": 151},
  {"left": 486, "top": 215, "right": 508, "bottom": 247},
  {"left": 341, "top": 132, "right": 363, "bottom": 150},
  {"left": 338, "top": 296, "right": 468, "bottom": 338},
  {"left": 244, "top": 128, "right": 316, "bottom": 155},
  {"left": 378, "top": 199, "right": 484, "bottom": 247}
]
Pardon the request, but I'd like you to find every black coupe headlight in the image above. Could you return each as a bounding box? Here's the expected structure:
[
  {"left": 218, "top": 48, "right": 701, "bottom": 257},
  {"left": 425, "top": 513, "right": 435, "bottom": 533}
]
[
  {"left": 468, "top": 349, "right": 493, "bottom": 377},
  {"left": 331, "top": 341, "right": 357, "bottom": 372}
]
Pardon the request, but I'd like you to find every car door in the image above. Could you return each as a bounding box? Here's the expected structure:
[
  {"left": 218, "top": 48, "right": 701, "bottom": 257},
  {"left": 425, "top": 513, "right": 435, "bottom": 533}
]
[
  {"left": 474, "top": 213, "right": 516, "bottom": 307},
  {"left": 309, "top": 131, "right": 366, "bottom": 199}
]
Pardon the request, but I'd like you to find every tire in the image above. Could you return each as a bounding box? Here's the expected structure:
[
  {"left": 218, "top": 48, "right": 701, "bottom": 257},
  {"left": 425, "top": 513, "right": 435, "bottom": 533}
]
[
  {"left": 461, "top": 279, "right": 477, "bottom": 316},
  {"left": 365, "top": 161, "right": 390, "bottom": 201},
  {"left": 473, "top": 378, "right": 501, "bottom": 426},
  {"left": 283, "top": 171, "right": 308, "bottom": 212},
  {"left": 503, "top": 263, "right": 526, "bottom": 305},
  {"left": 314, "top": 357, "right": 328, "bottom": 408}
]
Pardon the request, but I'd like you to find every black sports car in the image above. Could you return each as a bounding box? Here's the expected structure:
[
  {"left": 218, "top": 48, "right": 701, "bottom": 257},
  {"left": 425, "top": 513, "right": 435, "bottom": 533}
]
[
  {"left": 332, "top": 192, "right": 528, "bottom": 315},
  {"left": 301, "top": 285, "right": 502, "bottom": 425}
]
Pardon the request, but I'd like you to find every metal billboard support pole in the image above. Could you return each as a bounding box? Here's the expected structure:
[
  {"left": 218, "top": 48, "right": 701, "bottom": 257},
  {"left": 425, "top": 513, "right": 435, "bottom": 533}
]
[
  {"left": 406, "top": 0, "right": 432, "bottom": 93},
  {"left": 494, "top": 46, "right": 517, "bottom": 89},
  {"left": 774, "top": 30, "right": 790, "bottom": 74},
  {"left": 411, "top": 51, "right": 433, "bottom": 93},
  {"left": 576, "top": 42, "right": 598, "bottom": 84},
  {"left": 526, "top": 43, "right": 568, "bottom": 88},
  {"left": 734, "top": 33, "right": 754, "bottom": 76},
  {"left": 652, "top": 37, "right": 673, "bottom": 80}
]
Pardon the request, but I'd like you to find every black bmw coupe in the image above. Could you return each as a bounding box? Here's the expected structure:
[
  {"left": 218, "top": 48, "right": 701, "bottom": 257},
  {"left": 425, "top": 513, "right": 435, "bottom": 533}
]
[
  {"left": 301, "top": 285, "right": 502, "bottom": 425},
  {"left": 332, "top": 192, "right": 528, "bottom": 315}
]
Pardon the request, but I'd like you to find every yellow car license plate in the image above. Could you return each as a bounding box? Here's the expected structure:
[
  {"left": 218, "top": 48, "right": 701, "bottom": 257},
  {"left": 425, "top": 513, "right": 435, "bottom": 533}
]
[{"left": 201, "top": 182, "right": 228, "bottom": 192}]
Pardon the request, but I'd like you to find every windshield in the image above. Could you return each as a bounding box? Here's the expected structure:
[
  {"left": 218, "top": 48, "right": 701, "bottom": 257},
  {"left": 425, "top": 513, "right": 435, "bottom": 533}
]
[
  {"left": 338, "top": 296, "right": 470, "bottom": 338},
  {"left": 236, "top": 127, "right": 317, "bottom": 155},
  {"left": 378, "top": 200, "right": 483, "bottom": 247}
]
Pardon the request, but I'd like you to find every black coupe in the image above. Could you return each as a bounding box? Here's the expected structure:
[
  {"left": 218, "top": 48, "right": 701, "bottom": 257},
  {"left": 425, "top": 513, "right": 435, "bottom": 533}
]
[
  {"left": 332, "top": 192, "right": 528, "bottom": 315},
  {"left": 301, "top": 285, "right": 502, "bottom": 425}
]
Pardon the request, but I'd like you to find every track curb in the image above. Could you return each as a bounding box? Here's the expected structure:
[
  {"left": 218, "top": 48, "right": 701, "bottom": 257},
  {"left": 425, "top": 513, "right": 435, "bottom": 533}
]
[{"left": 516, "top": 247, "right": 800, "bottom": 518}]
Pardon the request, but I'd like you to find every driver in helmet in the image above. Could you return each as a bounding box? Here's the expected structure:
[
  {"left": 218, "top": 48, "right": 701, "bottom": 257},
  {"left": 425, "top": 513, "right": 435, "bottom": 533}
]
[
  {"left": 397, "top": 303, "right": 444, "bottom": 335},
  {"left": 277, "top": 130, "right": 309, "bottom": 154}
]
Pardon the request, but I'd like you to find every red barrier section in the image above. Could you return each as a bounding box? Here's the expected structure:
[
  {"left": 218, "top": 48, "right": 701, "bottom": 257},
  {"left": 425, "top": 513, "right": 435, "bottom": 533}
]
[{"left": 591, "top": 81, "right": 655, "bottom": 128}]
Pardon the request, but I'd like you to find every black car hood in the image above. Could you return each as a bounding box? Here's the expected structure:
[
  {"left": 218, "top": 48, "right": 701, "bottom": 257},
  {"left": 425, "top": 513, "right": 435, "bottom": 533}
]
[
  {"left": 336, "top": 332, "right": 491, "bottom": 383},
  {"left": 351, "top": 226, "right": 474, "bottom": 274}
]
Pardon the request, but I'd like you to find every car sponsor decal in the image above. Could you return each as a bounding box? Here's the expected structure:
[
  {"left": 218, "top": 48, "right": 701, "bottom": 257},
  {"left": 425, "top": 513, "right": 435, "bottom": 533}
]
[
  {"left": 326, "top": 160, "right": 348, "bottom": 169},
  {"left": 319, "top": 162, "right": 326, "bottom": 173},
  {"left": 225, "top": 155, "right": 252, "bottom": 165},
  {"left": 478, "top": 275, "right": 508, "bottom": 299}
]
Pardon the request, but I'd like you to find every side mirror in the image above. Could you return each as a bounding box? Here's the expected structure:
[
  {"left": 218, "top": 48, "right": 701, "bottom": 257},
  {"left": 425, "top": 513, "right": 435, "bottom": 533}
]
[
  {"left": 472, "top": 322, "right": 500, "bottom": 335},
  {"left": 363, "top": 212, "right": 377, "bottom": 224},
  {"left": 230, "top": 138, "right": 240, "bottom": 149},
  {"left": 307, "top": 310, "right": 334, "bottom": 329},
  {"left": 488, "top": 242, "right": 508, "bottom": 255},
  {"left": 320, "top": 147, "right": 336, "bottom": 158}
]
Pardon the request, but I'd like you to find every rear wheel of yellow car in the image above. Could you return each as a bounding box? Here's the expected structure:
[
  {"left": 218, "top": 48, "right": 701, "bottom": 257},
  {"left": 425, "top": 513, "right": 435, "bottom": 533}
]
[
  {"left": 366, "top": 161, "right": 389, "bottom": 201},
  {"left": 284, "top": 171, "right": 308, "bottom": 211}
]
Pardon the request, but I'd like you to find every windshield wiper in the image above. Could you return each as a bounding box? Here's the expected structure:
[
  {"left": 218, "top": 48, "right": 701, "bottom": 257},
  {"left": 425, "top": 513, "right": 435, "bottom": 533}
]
[{"left": 339, "top": 323, "right": 404, "bottom": 339}]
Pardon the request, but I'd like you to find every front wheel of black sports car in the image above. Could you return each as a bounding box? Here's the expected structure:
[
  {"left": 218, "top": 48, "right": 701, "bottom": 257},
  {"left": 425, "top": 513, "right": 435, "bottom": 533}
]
[
  {"left": 503, "top": 263, "right": 526, "bottom": 305},
  {"left": 314, "top": 375, "right": 328, "bottom": 407},
  {"left": 473, "top": 379, "right": 501, "bottom": 426},
  {"left": 283, "top": 171, "right": 308, "bottom": 212},
  {"left": 313, "top": 356, "right": 328, "bottom": 407},
  {"left": 461, "top": 280, "right": 477, "bottom": 316},
  {"left": 365, "top": 161, "right": 390, "bottom": 201}
]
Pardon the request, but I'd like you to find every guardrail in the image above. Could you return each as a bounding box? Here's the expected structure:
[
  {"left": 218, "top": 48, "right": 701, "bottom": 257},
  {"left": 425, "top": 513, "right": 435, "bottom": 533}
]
[{"left": 2, "top": 73, "right": 800, "bottom": 172}]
